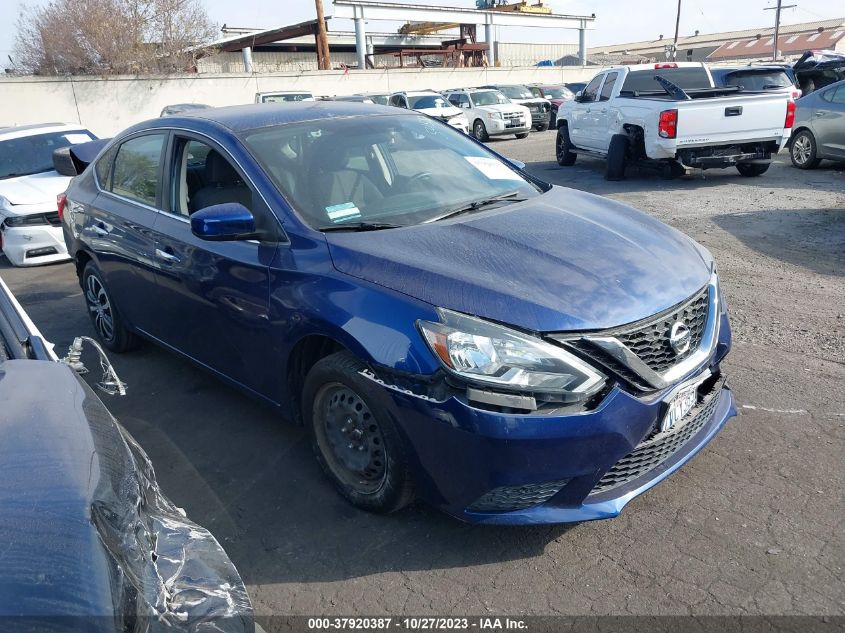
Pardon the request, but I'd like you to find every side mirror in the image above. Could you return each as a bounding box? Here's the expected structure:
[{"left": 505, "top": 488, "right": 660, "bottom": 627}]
[
  {"left": 506, "top": 158, "right": 526, "bottom": 171},
  {"left": 191, "top": 203, "right": 257, "bottom": 241}
]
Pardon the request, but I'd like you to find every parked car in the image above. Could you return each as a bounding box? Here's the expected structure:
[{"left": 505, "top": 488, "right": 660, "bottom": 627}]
[
  {"left": 792, "top": 50, "right": 845, "bottom": 95},
  {"left": 528, "top": 84, "right": 575, "bottom": 119},
  {"left": 0, "top": 123, "right": 96, "bottom": 266},
  {"left": 444, "top": 89, "right": 531, "bottom": 141},
  {"left": 358, "top": 92, "right": 390, "bottom": 106},
  {"left": 556, "top": 62, "right": 794, "bottom": 180},
  {"left": 389, "top": 90, "right": 469, "bottom": 133},
  {"left": 711, "top": 65, "right": 801, "bottom": 99},
  {"left": 333, "top": 95, "right": 377, "bottom": 103},
  {"left": 481, "top": 84, "right": 552, "bottom": 131},
  {"left": 0, "top": 276, "right": 256, "bottom": 631},
  {"left": 60, "top": 102, "right": 735, "bottom": 525},
  {"left": 161, "top": 103, "right": 211, "bottom": 116},
  {"left": 789, "top": 78, "right": 845, "bottom": 169},
  {"left": 255, "top": 91, "right": 315, "bottom": 103}
]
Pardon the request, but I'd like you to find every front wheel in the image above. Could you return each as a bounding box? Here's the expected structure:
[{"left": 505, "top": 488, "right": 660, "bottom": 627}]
[
  {"left": 82, "top": 262, "right": 139, "bottom": 353},
  {"left": 535, "top": 123, "right": 549, "bottom": 132},
  {"left": 515, "top": 132, "right": 529, "bottom": 139},
  {"left": 790, "top": 130, "right": 821, "bottom": 169},
  {"left": 303, "top": 351, "right": 414, "bottom": 514},
  {"left": 472, "top": 120, "right": 489, "bottom": 142},
  {"left": 556, "top": 125, "right": 577, "bottom": 166},
  {"left": 736, "top": 162, "right": 770, "bottom": 177}
]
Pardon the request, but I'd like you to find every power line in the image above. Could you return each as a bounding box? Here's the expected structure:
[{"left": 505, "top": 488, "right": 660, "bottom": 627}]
[{"left": 764, "top": 0, "right": 798, "bottom": 61}]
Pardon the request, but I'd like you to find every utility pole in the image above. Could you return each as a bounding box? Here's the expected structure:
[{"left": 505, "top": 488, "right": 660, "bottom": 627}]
[
  {"left": 764, "top": 0, "right": 797, "bottom": 61},
  {"left": 314, "top": 0, "right": 331, "bottom": 70},
  {"left": 672, "top": 0, "right": 682, "bottom": 61}
]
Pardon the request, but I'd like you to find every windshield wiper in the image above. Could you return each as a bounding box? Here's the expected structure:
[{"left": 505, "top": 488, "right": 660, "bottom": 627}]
[
  {"left": 318, "top": 222, "right": 404, "bottom": 232},
  {"left": 425, "top": 191, "right": 527, "bottom": 223}
]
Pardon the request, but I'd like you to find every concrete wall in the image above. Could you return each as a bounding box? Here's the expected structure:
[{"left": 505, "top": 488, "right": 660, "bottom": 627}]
[
  {"left": 495, "top": 42, "right": 580, "bottom": 66},
  {"left": 0, "top": 66, "right": 603, "bottom": 138}
]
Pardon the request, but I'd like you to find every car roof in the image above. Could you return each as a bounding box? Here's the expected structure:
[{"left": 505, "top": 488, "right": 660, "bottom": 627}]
[
  {"left": 0, "top": 123, "right": 87, "bottom": 142},
  {"left": 153, "top": 102, "right": 412, "bottom": 133}
]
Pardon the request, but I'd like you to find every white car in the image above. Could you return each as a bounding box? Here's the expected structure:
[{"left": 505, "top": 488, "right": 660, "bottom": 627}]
[
  {"left": 444, "top": 89, "right": 531, "bottom": 141},
  {"left": 388, "top": 91, "right": 469, "bottom": 134},
  {"left": 0, "top": 123, "right": 96, "bottom": 266},
  {"left": 255, "top": 91, "right": 315, "bottom": 104}
]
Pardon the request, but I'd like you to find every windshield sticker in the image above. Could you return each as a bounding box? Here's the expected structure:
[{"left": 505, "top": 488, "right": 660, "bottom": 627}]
[
  {"left": 464, "top": 156, "right": 523, "bottom": 181},
  {"left": 64, "top": 133, "right": 93, "bottom": 144},
  {"left": 326, "top": 202, "right": 362, "bottom": 222}
]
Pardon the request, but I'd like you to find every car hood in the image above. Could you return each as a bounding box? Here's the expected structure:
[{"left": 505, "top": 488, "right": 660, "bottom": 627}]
[
  {"left": 417, "top": 106, "right": 463, "bottom": 118},
  {"left": 0, "top": 360, "right": 254, "bottom": 630},
  {"left": 0, "top": 170, "right": 71, "bottom": 206},
  {"left": 326, "top": 187, "right": 711, "bottom": 332},
  {"left": 512, "top": 98, "right": 549, "bottom": 107}
]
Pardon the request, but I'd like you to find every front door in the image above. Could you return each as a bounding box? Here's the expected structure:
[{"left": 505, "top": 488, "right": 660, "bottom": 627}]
[
  {"left": 149, "top": 135, "right": 280, "bottom": 399},
  {"left": 568, "top": 73, "right": 605, "bottom": 150}
]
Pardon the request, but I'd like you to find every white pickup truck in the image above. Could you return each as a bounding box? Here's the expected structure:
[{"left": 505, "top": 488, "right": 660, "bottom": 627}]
[{"left": 555, "top": 62, "right": 795, "bottom": 180}]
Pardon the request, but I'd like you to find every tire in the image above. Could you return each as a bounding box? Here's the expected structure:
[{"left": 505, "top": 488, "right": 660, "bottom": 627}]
[
  {"left": 303, "top": 351, "right": 414, "bottom": 514},
  {"left": 605, "top": 134, "right": 629, "bottom": 181},
  {"left": 515, "top": 132, "right": 529, "bottom": 139},
  {"left": 535, "top": 123, "right": 549, "bottom": 132},
  {"left": 790, "top": 130, "right": 821, "bottom": 169},
  {"left": 81, "top": 261, "right": 139, "bottom": 353},
  {"left": 736, "top": 162, "right": 771, "bottom": 177},
  {"left": 661, "top": 160, "right": 686, "bottom": 180},
  {"left": 472, "top": 119, "right": 489, "bottom": 142},
  {"left": 555, "top": 124, "right": 577, "bottom": 166}
]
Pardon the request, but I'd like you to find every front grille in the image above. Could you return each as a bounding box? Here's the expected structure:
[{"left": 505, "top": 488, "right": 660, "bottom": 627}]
[
  {"left": 588, "top": 378, "right": 724, "bottom": 496},
  {"left": 565, "top": 339, "right": 655, "bottom": 392},
  {"left": 468, "top": 479, "right": 570, "bottom": 513},
  {"left": 613, "top": 286, "right": 709, "bottom": 374}
]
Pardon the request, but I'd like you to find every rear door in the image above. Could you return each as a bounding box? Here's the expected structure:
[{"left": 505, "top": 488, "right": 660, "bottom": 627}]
[
  {"left": 86, "top": 132, "right": 168, "bottom": 333},
  {"left": 149, "top": 133, "right": 280, "bottom": 398},
  {"left": 814, "top": 84, "right": 845, "bottom": 158}
]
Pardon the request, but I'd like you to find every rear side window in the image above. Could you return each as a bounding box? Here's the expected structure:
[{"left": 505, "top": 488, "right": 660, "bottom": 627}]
[
  {"left": 94, "top": 146, "right": 116, "bottom": 188},
  {"left": 622, "top": 67, "right": 711, "bottom": 93},
  {"left": 600, "top": 72, "right": 619, "bottom": 101},
  {"left": 821, "top": 85, "right": 845, "bottom": 104},
  {"left": 110, "top": 134, "right": 166, "bottom": 207}
]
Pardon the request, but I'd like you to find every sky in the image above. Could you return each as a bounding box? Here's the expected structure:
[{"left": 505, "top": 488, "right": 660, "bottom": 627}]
[{"left": 2, "top": 0, "right": 841, "bottom": 67}]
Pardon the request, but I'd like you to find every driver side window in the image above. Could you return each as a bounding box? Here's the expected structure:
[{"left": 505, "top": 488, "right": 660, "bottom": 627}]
[
  {"left": 581, "top": 75, "right": 603, "bottom": 103},
  {"left": 171, "top": 139, "right": 253, "bottom": 217}
]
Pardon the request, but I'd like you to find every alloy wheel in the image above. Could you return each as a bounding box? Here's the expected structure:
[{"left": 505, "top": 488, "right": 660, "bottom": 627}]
[
  {"left": 792, "top": 135, "right": 812, "bottom": 166},
  {"left": 85, "top": 274, "right": 114, "bottom": 341}
]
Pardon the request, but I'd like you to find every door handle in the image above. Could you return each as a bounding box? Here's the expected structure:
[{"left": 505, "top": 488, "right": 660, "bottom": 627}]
[
  {"left": 813, "top": 111, "right": 825, "bottom": 117},
  {"left": 155, "top": 248, "right": 181, "bottom": 264},
  {"left": 91, "top": 221, "right": 108, "bottom": 236},
  {"left": 600, "top": 108, "right": 608, "bottom": 113}
]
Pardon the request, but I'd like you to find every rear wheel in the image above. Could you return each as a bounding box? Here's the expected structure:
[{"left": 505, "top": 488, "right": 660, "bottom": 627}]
[
  {"left": 535, "top": 123, "right": 549, "bottom": 132},
  {"left": 556, "top": 124, "right": 577, "bottom": 166},
  {"left": 304, "top": 351, "right": 414, "bottom": 513},
  {"left": 82, "top": 262, "right": 139, "bottom": 353},
  {"left": 472, "top": 120, "right": 489, "bottom": 142},
  {"left": 790, "top": 130, "right": 821, "bottom": 169},
  {"left": 736, "top": 162, "right": 770, "bottom": 177},
  {"left": 605, "top": 134, "right": 629, "bottom": 181},
  {"left": 515, "top": 132, "right": 529, "bottom": 139}
]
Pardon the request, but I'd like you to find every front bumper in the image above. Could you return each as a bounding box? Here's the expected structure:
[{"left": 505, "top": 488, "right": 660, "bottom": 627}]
[
  {"left": 1, "top": 224, "right": 70, "bottom": 267},
  {"left": 487, "top": 116, "right": 530, "bottom": 136},
  {"left": 377, "top": 313, "right": 734, "bottom": 525}
]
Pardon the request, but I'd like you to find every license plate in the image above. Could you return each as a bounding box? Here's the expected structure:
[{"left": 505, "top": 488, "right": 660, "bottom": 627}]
[{"left": 660, "top": 384, "right": 699, "bottom": 434}]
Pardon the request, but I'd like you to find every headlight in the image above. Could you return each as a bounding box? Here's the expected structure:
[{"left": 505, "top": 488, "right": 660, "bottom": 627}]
[
  {"left": 418, "top": 309, "right": 605, "bottom": 401},
  {"left": 487, "top": 111, "right": 503, "bottom": 120}
]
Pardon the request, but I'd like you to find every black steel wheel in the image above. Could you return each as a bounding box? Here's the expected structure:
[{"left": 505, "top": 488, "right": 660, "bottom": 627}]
[
  {"left": 82, "top": 262, "right": 139, "bottom": 352},
  {"left": 556, "top": 124, "right": 577, "bottom": 166},
  {"left": 304, "top": 351, "right": 414, "bottom": 513}
]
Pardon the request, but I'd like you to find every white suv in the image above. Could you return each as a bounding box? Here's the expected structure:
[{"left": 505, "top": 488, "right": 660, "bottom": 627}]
[
  {"left": 0, "top": 123, "right": 96, "bottom": 266},
  {"left": 389, "top": 91, "right": 469, "bottom": 134},
  {"left": 445, "top": 89, "right": 531, "bottom": 141}
]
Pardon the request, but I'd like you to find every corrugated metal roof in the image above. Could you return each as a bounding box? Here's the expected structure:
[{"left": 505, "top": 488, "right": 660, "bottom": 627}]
[
  {"left": 589, "top": 17, "right": 845, "bottom": 55},
  {"left": 709, "top": 29, "right": 845, "bottom": 60}
]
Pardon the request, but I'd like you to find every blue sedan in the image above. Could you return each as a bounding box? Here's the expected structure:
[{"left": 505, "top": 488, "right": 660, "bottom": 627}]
[{"left": 61, "top": 102, "right": 735, "bottom": 524}]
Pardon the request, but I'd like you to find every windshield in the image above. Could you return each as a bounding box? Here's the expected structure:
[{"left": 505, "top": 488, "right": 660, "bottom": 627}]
[
  {"left": 242, "top": 114, "right": 541, "bottom": 229},
  {"left": 0, "top": 129, "right": 95, "bottom": 180},
  {"left": 723, "top": 70, "right": 793, "bottom": 90},
  {"left": 263, "top": 93, "right": 312, "bottom": 103},
  {"left": 408, "top": 95, "right": 451, "bottom": 109},
  {"left": 498, "top": 86, "right": 533, "bottom": 99},
  {"left": 542, "top": 86, "right": 573, "bottom": 99},
  {"left": 368, "top": 95, "right": 390, "bottom": 105},
  {"left": 471, "top": 91, "right": 510, "bottom": 106}
]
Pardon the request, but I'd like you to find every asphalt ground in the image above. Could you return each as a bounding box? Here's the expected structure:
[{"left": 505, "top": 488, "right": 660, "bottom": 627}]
[{"left": 2, "top": 130, "right": 843, "bottom": 625}]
